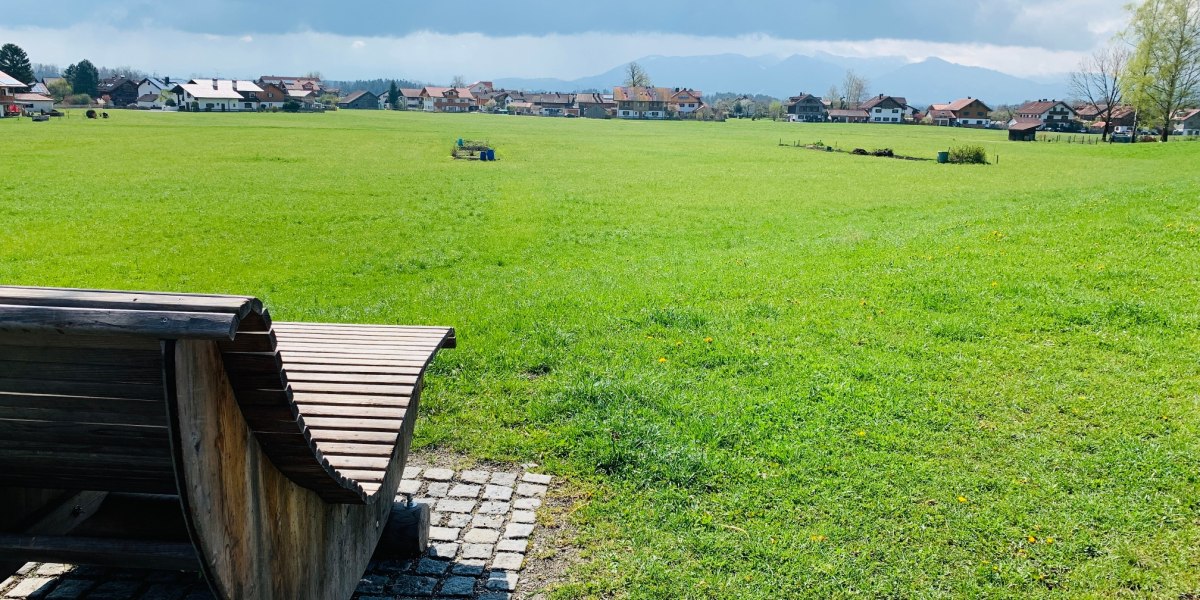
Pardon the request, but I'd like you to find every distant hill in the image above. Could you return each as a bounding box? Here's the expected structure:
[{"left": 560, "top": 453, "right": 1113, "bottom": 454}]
[{"left": 495, "top": 53, "right": 1068, "bottom": 106}]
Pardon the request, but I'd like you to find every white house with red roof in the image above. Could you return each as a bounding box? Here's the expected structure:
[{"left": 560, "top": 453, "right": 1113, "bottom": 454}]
[
  {"left": 0, "top": 69, "right": 28, "bottom": 117},
  {"left": 420, "top": 87, "right": 475, "bottom": 112},
  {"left": 1014, "top": 99, "right": 1077, "bottom": 130},
  {"left": 926, "top": 98, "right": 991, "bottom": 127},
  {"left": 1172, "top": 108, "right": 1200, "bottom": 136},
  {"left": 859, "top": 94, "right": 909, "bottom": 123}
]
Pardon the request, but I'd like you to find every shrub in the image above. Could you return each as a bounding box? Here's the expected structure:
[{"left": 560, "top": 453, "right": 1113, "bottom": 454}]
[
  {"left": 282, "top": 100, "right": 300, "bottom": 113},
  {"left": 949, "top": 144, "right": 988, "bottom": 164}
]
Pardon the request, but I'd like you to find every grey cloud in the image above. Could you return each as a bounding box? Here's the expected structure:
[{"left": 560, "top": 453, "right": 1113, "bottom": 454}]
[{"left": 5, "top": 0, "right": 1123, "bottom": 50}]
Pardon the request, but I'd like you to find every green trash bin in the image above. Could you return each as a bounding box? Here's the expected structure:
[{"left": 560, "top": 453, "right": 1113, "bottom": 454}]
[{"left": 937, "top": 151, "right": 949, "bottom": 164}]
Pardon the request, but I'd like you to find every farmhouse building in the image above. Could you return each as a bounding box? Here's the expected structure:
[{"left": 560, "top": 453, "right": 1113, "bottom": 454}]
[
  {"left": 13, "top": 93, "right": 54, "bottom": 114},
  {"left": 574, "top": 93, "right": 615, "bottom": 118},
  {"left": 1172, "top": 108, "right": 1200, "bottom": 136},
  {"left": 1015, "top": 100, "right": 1077, "bottom": 130},
  {"left": 136, "top": 78, "right": 174, "bottom": 109},
  {"left": 172, "top": 79, "right": 263, "bottom": 111},
  {"left": 927, "top": 98, "right": 991, "bottom": 127},
  {"left": 421, "top": 87, "right": 475, "bottom": 112},
  {"left": 0, "top": 70, "right": 26, "bottom": 117},
  {"left": 668, "top": 88, "right": 705, "bottom": 117},
  {"left": 339, "top": 90, "right": 380, "bottom": 109},
  {"left": 859, "top": 94, "right": 908, "bottom": 123},
  {"left": 1008, "top": 120, "right": 1041, "bottom": 141},
  {"left": 828, "top": 108, "right": 869, "bottom": 123},
  {"left": 97, "top": 76, "right": 140, "bottom": 107},
  {"left": 613, "top": 86, "right": 671, "bottom": 119},
  {"left": 786, "top": 93, "right": 827, "bottom": 122},
  {"left": 527, "top": 93, "right": 574, "bottom": 116},
  {"left": 259, "top": 76, "right": 324, "bottom": 95}
]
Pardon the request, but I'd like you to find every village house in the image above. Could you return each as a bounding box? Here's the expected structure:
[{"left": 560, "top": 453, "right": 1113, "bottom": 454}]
[
  {"left": 1089, "top": 105, "right": 1137, "bottom": 135},
  {"left": 785, "top": 93, "right": 827, "bottom": 122},
  {"left": 259, "top": 76, "right": 324, "bottom": 95},
  {"left": 859, "top": 94, "right": 909, "bottom": 123},
  {"left": 0, "top": 70, "right": 26, "bottom": 117},
  {"left": 255, "top": 82, "right": 288, "bottom": 109},
  {"left": 1174, "top": 108, "right": 1200, "bottom": 136},
  {"left": 926, "top": 97, "right": 991, "bottom": 127},
  {"left": 467, "top": 81, "right": 493, "bottom": 96},
  {"left": 288, "top": 89, "right": 318, "bottom": 108},
  {"left": 1014, "top": 99, "right": 1078, "bottom": 131},
  {"left": 506, "top": 101, "right": 535, "bottom": 116},
  {"left": 97, "top": 76, "right": 140, "bottom": 107},
  {"left": 528, "top": 93, "right": 574, "bottom": 117},
  {"left": 668, "top": 88, "right": 705, "bottom": 118},
  {"left": 397, "top": 88, "right": 424, "bottom": 110},
  {"left": 574, "top": 93, "right": 616, "bottom": 118},
  {"left": 136, "top": 78, "right": 174, "bottom": 109},
  {"left": 338, "top": 90, "right": 380, "bottom": 110},
  {"left": 172, "top": 79, "right": 261, "bottom": 111},
  {"left": 13, "top": 92, "right": 55, "bottom": 114},
  {"left": 613, "top": 86, "right": 671, "bottom": 119},
  {"left": 421, "top": 87, "right": 475, "bottom": 112},
  {"left": 828, "top": 108, "right": 869, "bottom": 123}
]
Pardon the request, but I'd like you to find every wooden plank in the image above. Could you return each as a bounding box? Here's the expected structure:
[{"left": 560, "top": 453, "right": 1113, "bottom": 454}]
[
  {"left": 273, "top": 322, "right": 452, "bottom": 334},
  {"left": 302, "top": 416, "right": 405, "bottom": 431},
  {"left": 292, "top": 393, "right": 410, "bottom": 408},
  {"left": 0, "top": 474, "right": 178, "bottom": 495},
  {"left": 311, "top": 442, "right": 395, "bottom": 455},
  {"left": 323, "top": 455, "right": 391, "bottom": 470},
  {"left": 0, "top": 377, "right": 164, "bottom": 401},
  {"left": 0, "top": 287, "right": 256, "bottom": 318},
  {"left": 0, "top": 359, "right": 162, "bottom": 384},
  {"left": 0, "top": 335, "right": 161, "bottom": 353},
  {"left": 277, "top": 354, "right": 431, "bottom": 368},
  {"left": 334, "top": 470, "right": 386, "bottom": 483},
  {"left": 307, "top": 429, "right": 398, "bottom": 445},
  {"left": 0, "top": 420, "right": 169, "bottom": 448},
  {"left": 293, "top": 404, "right": 407, "bottom": 419},
  {"left": 0, "top": 533, "right": 200, "bottom": 571},
  {"left": 284, "top": 363, "right": 422, "bottom": 375},
  {"left": 287, "top": 372, "right": 419, "bottom": 385},
  {"left": 274, "top": 343, "right": 439, "bottom": 357},
  {"left": 0, "top": 305, "right": 239, "bottom": 340},
  {"left": 289, "top": 382, "right": 414, "bottom": 396},
  {"left": 271, "top": 334, "right": 448, "bottom": 346},
  {"left": 0, "top": 401, "right": 166, "bottom": 427}
]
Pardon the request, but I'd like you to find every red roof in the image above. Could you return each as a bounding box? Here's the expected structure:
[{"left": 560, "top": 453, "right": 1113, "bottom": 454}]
[{"left": 1017, "top": 100, "right": 1072, "bottom": 115}]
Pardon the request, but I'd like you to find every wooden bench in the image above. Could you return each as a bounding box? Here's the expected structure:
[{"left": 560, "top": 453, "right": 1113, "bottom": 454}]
[{"left": 0, "top": 286, "right": 455, "bottom": 599}]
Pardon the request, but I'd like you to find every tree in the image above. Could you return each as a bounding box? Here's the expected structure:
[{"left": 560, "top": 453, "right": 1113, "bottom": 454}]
[
  {"left": 1071, "top": 44, "right": 1129, "bottom": 141},
  {"left": 66, "top": 60, "right": 100, "bottom": 95},
  {"left": 624, "top": 62, "right": 651, "bottom": 88},
  {"left": 0, "top": 44, "right": 34, "bottom": 84},
  {"left": 824, "top": 84, "right": 843, "bottom": 109},
  {"left": 46, "top": 79, "right": 73, "bottom": 102},
  {"left": 769, "top": 100, "right": 786, "bottom": 120},
  {"left": 840, "top": 70, "right": 869, "bottom": 108},
  {"left": 1122, "top": 0, "right": 1200, "bottom": 141},
  {"left": 387, "top": 81, "right": 399, "bottom": 109},
  {"left": 450, "top": 75, "right": 466, "bottom": 88}
]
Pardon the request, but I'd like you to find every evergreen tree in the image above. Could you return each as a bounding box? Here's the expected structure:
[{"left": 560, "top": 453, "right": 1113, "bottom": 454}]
[
  {"left": 66, "top": 60, "right": 100, "bottom": 95},
  {"left": 0, "top": 43, "right": 34, "bottom": 84},
  {"left": 387, "top": 81, "right": 399, "bottom": 109}
]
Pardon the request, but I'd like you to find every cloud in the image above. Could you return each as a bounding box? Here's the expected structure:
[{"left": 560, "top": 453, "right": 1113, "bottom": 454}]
[
  {"left": 3, "top": 0, "right": 1131, "bottom": 51},
  {"left": 3, "top": 24, "right": 1094, "bottom": 83}
]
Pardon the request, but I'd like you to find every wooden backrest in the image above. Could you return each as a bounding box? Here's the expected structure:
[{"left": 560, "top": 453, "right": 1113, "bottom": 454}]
[{"left": 0, "top": 286, "right": 452, "bottom": 504}]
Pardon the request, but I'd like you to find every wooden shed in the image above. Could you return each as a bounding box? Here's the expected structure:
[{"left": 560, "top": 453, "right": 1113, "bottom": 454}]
[{"left": 1008, "top": 120, "right": 1040, "bottom": 141}]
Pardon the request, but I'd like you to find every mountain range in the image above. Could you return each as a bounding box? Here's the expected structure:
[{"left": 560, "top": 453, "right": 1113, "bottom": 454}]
[{"left": 495, "top": 54, "right": 1068, "bottom": 107}]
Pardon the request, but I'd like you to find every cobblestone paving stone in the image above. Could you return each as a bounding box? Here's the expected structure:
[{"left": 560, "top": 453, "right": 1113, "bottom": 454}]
[{"left": 0, "top": 467, "right": 551, "bottom": 600}]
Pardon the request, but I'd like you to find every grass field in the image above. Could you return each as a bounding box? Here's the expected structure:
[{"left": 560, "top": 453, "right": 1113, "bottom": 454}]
[{"left": 2, "top": 111, "right": 1199, "bottom": 598}]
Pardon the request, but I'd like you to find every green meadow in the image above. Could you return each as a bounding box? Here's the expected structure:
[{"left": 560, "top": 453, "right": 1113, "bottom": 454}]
[{"left": 2, "top": 111, "right": 1199, "bottom": 598}]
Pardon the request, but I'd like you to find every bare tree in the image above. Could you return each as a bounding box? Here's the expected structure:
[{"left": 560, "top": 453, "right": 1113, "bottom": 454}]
[
  {"left": 840, "top": 70, "right": 869, "bottom": 108},
  {"left": 1071, "top": 44, "right": 1129, "bottom": 141},
  {"left": 624, "top": 62, "right": 651, "bottom": 88},
  {"left": 450, "top": 75, "right": 467, "bottom": 88},
  {"left": 1123, "top": 0, "right": 1200, "bottom": 141},
  {"left": 824, "top": 84, "right": 843, "bottom": 109}
]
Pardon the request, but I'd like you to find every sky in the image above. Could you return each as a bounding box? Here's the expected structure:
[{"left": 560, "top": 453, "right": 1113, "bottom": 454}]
[{"left": 1, "top": 1, "right": 1132, "bottom": 83}]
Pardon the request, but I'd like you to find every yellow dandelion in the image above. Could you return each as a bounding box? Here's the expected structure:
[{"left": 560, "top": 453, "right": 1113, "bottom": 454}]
[
  {"left": 1045, "top": 537, "right": 1054, "bottom": 544},
  {"left": 1027, "top": 535, "right": 1037, "bottom": 543},
  {"left": 991, "top": 281, "right": 998, "bottom": 287},
  {"left": 658, "top": 357, "right": 667, "bottom": 363},
  {"left": 957, "top": 495, "right": 968, "bottom": 503},
  {"left": 704, "top": 337, "right": 713, "bottom": 344},
  {"left": 810, "top": 534, "right": 828, "bottom": 542},
  {"left": 675, "top": 341, "right": 683, "bottom": 347},
  {"left": 856, "top": 430, "right": 866, "bottom": 437}
]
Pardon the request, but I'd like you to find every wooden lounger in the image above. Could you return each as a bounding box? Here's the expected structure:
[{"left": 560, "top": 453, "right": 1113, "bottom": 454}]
[{"left": 0, "top": 286, "right": 455, "bottom": 599}]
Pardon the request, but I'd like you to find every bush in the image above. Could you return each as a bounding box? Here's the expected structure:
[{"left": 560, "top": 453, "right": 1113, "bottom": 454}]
[
  {"left": 949, "top": 144, "right": 988, "bottom": 164},
  {"left": 282, "top": 100, "right": 301, "bottom": 113},
  {"left": 164, "top": 98, "right": 176, "bottom": 107},
  {"left": 64, "top": 94, "right": 92, "bottom": 106}
]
